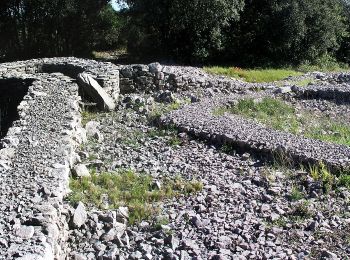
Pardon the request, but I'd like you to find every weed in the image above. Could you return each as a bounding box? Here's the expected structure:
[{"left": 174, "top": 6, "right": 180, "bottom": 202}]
[
  {"left": 338, "top": 174, "right": 350, "bottom": 188},
  {"left": 297, "top": 53, "right": 349, "bottom": 73},
  {"left": 81, "top": 109, "right": 99, "bottom": 126},
  {"left": 271, "top": 150, "right": 294, "bottom": 170},
  {"left": 309, "top": 162, "right": 334, "bottom": 192},
  {"left": 220, "top": 142, "right": 235, "bottom": 154},
  {"left": 153, "top": 216, "right": 170, "bottom": 230},
  {"left": 68, "top": 169, "right": 203, "bottom": 224},
  {"left": 148, "top": 102, "right": 181, "bottom": 123},
  {"left": 120, "top": 128, "right": 145, "bottom": 148},
  {"left": 167, "top": 136, "right": 181, "bottom": 146},
  {"left": 266, "top": 217, "right": 288, "bottom": 228},
  {"left": 290, "top": 185, "right": 305, "bottom": 201},
  {"left": 289, "top": 78, "right": 315, "bottom": 87},
  {"left": 212, "top": 107, "right": 228, "bottom": 116},
  {"left": 291, "top": 201, "right": 312, "bottom": 219}
]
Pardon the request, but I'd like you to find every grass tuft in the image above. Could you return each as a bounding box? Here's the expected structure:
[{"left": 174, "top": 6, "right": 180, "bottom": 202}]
[
  {"left": 220, "top": 97, "right": 350, "bottom": 147},
  {"left": 68, "top": 169, "right": 203, "bottom": 224},
  {"left": 204, "top": 67, "right": 303, "bottom": 83},
  {"left": 290, "top": 186, "right": 305, "bottom": 201}
]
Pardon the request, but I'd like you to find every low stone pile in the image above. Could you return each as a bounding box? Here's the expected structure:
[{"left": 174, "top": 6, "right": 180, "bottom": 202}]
[
  {"left": 161, "top": 92, "right": 350, "bottom": 171},
  {"left": 117, "top": 62, "right": 245, "bottom": 94},
  {"left": 0, "top": 58, "right": 120, "bottom": 259}
]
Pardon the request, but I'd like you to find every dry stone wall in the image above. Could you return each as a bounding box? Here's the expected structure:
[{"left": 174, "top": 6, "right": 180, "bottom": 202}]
[
  {"left": 0, "top": 58, "right": 120, "bottom": 260},
  {"left": 0, "top": 57, "right": 120, "bottom": 102},
  {"left": 117, "top": 62, "right": 245, "bottom": 94},
  {"left": 160, "top": 92, "right": 350, "bottom": 172}
]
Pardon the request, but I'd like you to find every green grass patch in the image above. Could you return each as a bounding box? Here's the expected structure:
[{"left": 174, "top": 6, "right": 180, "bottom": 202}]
[
  {"left": 68, "top": 169, "right": 203, "bottom": 224},
  {"left": 81, "top": 109, "right": 99, "bottom": 127},
  {"left": 148, "top": 102, "right": 181, "bottom": 123},
  {"left": 290, "top": 186, "right": 305, "bottom": 201},
  {"left": 220, "top": 97, "right": 350, "bottom": 147},
  {"left": 204, "top": 67, "right": 303, "bottom": 83},
  {"left": 288, "top": 78, "right": 315, "bottom": 87}
]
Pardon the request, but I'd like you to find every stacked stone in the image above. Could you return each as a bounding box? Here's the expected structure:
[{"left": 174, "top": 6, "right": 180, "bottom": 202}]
[
  {"left": 0, "top": 72, "right": 85, "bottom": 259},
  {"left": 160, "top": 92, "right": 350, "bottom": 171},
  {"left": 0, "top": 57, "right": 122, "bottom": 259},
  {"left": 118, "top": 62, "right": 245, "bottom": 94},
  {"left": 0, "top": 57, "right": 120, "bottom": 103},
  {"left": 292, "top": 84, "right": 350, "bottom": 102}
]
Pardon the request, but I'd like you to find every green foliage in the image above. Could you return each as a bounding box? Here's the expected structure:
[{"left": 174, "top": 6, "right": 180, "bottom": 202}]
[
  {"left": 68, "top": 169, "right": 203, "bottom": 224},
  {"left": 291, "top": 201, "right": 312, "bottom": 219},
  {"left": 124, "top": 0, "right": 245, "bottom": 62},
  {"left": 287, "top": 78, "right": 315, "bottom": 87},
  {"left": 338, "top": 174, "right": 350, "bottom": 188},
  {"left": 223, "top": 97, "right": 350, "bottom": 146},
  {"left": 94, "top": 4, "right": 126, "bottom": 50},
  {"left": 266, "top": 218, "right": 287, "bottom": 228},
  {"left": 0, "top": 1, "right": 125, "bottom": 61},
  {"left": 226, "top": 0, "right": 347, "bottom": 66},
  {"left": 309, "top": 163, "right": 335, "bottom": 192},
  {"left": 148, "top": 102, "right": 181, "bottom": 123},
  {"left": 290, "top": 186, "right": 305, "bottom": 201},
  {"left": 298, "top": 53, "right": 349, "bottom": 72},
  {"left": 81, "top": 109, "right": 99, "bottom": 127},
  {"left": 204, "top": 67, "right": 302, "bottom": 83}
]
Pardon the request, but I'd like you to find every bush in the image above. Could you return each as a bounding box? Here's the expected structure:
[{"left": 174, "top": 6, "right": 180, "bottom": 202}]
[{"left": 225, "top": 0, "right": 347, "bottom": 66}]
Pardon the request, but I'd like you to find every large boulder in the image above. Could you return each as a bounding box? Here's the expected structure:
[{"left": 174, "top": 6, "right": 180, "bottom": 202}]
[{"left": 77, "top": 73, "right": 116, "bottom": 111}]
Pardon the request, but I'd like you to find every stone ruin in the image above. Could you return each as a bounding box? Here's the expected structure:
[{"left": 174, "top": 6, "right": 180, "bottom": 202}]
[
  {"left": 1, "top": 57, "right": 350, "bottom": 259},
  {"left": 0, "top": 57, "right": 245, "bottom": 259}
]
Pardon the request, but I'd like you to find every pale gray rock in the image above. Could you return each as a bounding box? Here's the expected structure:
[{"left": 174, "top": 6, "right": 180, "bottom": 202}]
[
  {"left": 77, "top": 73, "right": 116, "bottom": 111},
  {"left": 73, "top": 164, "right": 90, "bottom": 178},
  {"left": 15, "top": 226, "right": 35, "bottom": 239},
  {"left": 73, "top": 202, "right": 88, "bottom": 228}
]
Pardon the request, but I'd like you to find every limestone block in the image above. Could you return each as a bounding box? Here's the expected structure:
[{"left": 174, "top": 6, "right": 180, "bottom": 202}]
[{"left": 77, "top": 73, "right": 116, "bottom": 111}]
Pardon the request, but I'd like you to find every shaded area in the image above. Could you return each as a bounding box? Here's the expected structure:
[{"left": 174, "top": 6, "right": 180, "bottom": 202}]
[
  {"left": 41, "top": 64, "right": 105, "bottom": 108},
  {"left": 0, "top": 78, "right": 32, "bottom": 139}
]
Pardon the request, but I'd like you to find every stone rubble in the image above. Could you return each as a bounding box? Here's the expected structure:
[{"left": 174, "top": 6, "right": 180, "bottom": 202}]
[
  {"left": 1, "top": 59, "right": 350, "bottom": 259},
  {"left": 67, "top": 88, "right": 350, "bottom": 259},
  {"left": 161, "top": 91, "right": 350, "bottom": 171}
]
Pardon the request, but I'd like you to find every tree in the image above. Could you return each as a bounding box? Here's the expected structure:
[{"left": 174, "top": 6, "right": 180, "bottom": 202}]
[
  {"left": 124, "top": 0, "right": 245, "bottom": 63},
  {"left": 0, "top": 0, "right": 125, "bottom": 61},
  {"left": 226, "top": 0, "right": 347, "bottom": 66}
]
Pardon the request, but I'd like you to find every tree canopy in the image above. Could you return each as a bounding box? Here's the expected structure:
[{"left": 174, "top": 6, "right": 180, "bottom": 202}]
[
  {"left": 0, "top": 0, "right": 124, "bottom": 61},
  {"left": 1, "top": 0, "right": 350, "bottom": 67}
]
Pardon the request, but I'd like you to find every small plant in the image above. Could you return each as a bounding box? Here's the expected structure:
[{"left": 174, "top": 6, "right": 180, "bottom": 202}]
[
  {"left": 298, "top": 53, "right": 349, "bottom": 72},
  {"left": 271, "top": 150, "right": 294, "bottom": 170},
  {"left": 291, "top": 201, "right": 312, "bottom": 219},
  {"left": 81, "top": 109, "right": 99, "bottom": 126},
  {"left": 212, "top": 107, "right": 227, "bottom": 116},
  {"left": 288, "top": 78, "right": 315, "bottom": 87},
  {"left": 338, "top": 173, "right": 350, "bottom": 189},
  {"left": 68, "top": 169, "right": 203, "bottom": 224},
  {"left": 266, "top": 217, "right": 287, "bottom": 228},
  {"left": 153, "top": 216, "right": 170, "bottom": 230},
  {"left": 148, "top": 102, "right": 181, "bottom": 123},
  {"left": 220, "top": 142, "right": 235, "bottom": 154},
  {"left": 167, "top": 136, "right": 181, "bottom": 146},
  {"left": 290, "top": 185, "right": 304, "bottom": 201},
  {"left": 309, "top": 162, "right": 334, "bottom": 192}
]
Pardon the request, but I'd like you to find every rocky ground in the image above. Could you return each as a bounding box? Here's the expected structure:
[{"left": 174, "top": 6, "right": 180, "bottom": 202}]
[{"left": 66, "top": 71, "right": 350, "bottom": 260}]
